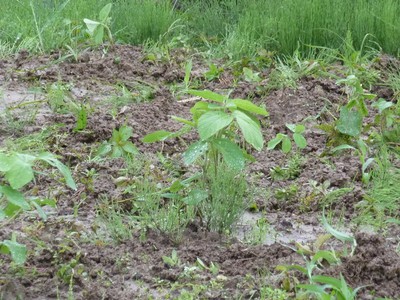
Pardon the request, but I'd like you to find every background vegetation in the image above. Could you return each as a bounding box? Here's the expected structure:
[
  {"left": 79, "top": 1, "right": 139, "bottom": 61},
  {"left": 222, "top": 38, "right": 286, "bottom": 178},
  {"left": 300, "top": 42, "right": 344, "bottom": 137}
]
[{"left": 1, "top": 0, "right": 400, "bottom": 57}]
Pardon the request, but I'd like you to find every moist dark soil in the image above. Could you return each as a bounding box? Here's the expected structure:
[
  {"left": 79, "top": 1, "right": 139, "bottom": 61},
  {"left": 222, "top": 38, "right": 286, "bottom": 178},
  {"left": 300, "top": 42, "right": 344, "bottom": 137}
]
[{"left": 0, "top": 45, "right": 399, "bottom": 299}]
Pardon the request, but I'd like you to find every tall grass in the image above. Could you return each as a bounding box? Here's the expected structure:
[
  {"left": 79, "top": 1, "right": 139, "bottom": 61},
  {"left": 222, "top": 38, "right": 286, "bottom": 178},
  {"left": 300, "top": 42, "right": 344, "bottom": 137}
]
[{"left": 0, "top": 0, "right": 399, "bottom": 57}]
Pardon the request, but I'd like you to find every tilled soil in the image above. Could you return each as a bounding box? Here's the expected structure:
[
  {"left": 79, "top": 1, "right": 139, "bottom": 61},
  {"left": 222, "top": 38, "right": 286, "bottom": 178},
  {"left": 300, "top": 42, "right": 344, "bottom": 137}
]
[{"left": 0, "top": 45, "right": 399, "bottom": 299}]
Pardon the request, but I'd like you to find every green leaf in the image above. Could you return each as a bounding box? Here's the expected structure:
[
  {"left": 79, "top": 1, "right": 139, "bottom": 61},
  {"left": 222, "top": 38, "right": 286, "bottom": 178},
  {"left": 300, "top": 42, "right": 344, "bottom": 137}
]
[
  {"left": 183, "top": 141, "right": 208, "bottom": 165},
  {"left": 233, "top": 110, "right": 263, "bottom": 151},
  {"left": 142, "top": 130, "right": 172, "bottom": 143},
  {"left": 74, "top": 107, "right": 87, "bottom": 131},
  {"left": 372, "top": 98, "right": 393, "bottom": 113},
  {"left": 198, "top": 111, "right": 233, "bottom": 140},
  {"left": 297, "top": 284, "right": 329, "bottom": 294},
  {"left": 119, "top": 126, "right": 133, "bottom": 141},
  {"left": 213, "top": 138, "right": 245, "bottom": 170},
  {"left": 322, "top": 211, "right": 357, "bottom": 255},
  {"left": 231, "top": 99, "right": 269, "bottom": 116},
  {"left": 169, "top": 180, "right": 185, "bottom": 193},
  {"left": 188, "top": 89, "right": 226, "bottom": 103},
  {"left": 83, "top": 19, "right": 100, "bottom": 35},
  {"left": 0, "top": 153, "right": 11, "bottom": 172},
  {"left": 184, "top": 60, "right": 192, "bottom": 86},
  {"left": 311, "top": 250, "right": 339, "bottom": 265},
  {"left": 286, "top": 123, "right": 296, "bottom": 132},
  {"left": 267, "top": 134, "right": 284, "bottom": 150},
  {"left": 295, "top": 124, "right": 306, "bottom": 134},
  {"left": 282, "top": 137, "right": 292, "bottom": 153},
  {"left": 171, "top": 116, "right": 195, "bottom": 127},
  {"left": 332, "top": 144, "right": 356, "bottom": 152},
  {"left": 337, "top": 106, "right": 362, "bottom": 137},
  {"left": 122, "top": 142, "right": 139, "bottom": 155},
  {"left": 0, "top": 186, "right": 30, "bottom": 210},
  {"left": 0, "top": 239, "right": 27, "bottom": 265},
  {"left": 182, "top": 189, "right": 208, "bottom": 205},
  {"left": 312, "top": 275, "right": 342, "bottom": 289},
  {"left": 99, "top": 3, "right": 112, "bottom": 22},
  {"left": 5, "top": 154, "right": 35, "bottom": 189},
  {"left": 293, "top": 133, "right": 307, "bottom": 149},
  {"left": 97, "top": 142, "right": 112, "bottom": 156},
  {"left": 37, "top": 153, "right": 77, "bottom": 190}
]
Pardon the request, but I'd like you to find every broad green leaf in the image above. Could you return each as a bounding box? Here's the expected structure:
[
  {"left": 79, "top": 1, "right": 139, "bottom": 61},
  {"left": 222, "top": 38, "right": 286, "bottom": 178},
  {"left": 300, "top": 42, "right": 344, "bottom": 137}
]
[
  {"left": 0, "top": 239, "right": 27, "bottom": 265},
  {"left": 74, "top": 107, "right": 87, "bottom": 131},
  {"left": 267, "top": 134, "right": 284, "bottom": 150},
  {"left": 293, "top": 133, "right": 307, "bottom": 149},
  {"left": 213, "top": 138, "right": 245, "bottom": 170},
  {"left": 119, "top": 126, "right": 133, "bottom": 141},
  {"left": 171, "top": 116, "right": 195, "bottom": 127},
  {"left": 198, "top": 111, "right": 233, "bottom": 140},
  {"left": 337, "top": 106, "right": 362, "bottom": 137},
  {"left": 372, "top": 98, "right": 393, "bottom": 113},
  {"left": 295, "top": 124, "right": 306, "bottom": 134},
  {"left": 231, "top": 99, "right": 269, "bottom": 116},
  {"left": 282, "top": 137, "right": 292, "bottom": 153},
  {"left": 2, "top": 203, "right": 21, "bottom": 218},
  {"left": 97, "top": 142, "right": 112, "bottom": 156},
  {"left": 37, "top": 153, "right": 77, "bottom": 190},
  {"left": 182, "top": 189, "right": 208, "bottom": 205},
  {"left": 99, "top": 3, "right": 112, "bottom": 22},
  {"left": 0, "top": 153, "right": 11, "bottom": 172},
  {"left": 111, "top": 147, "right": 123, "bottom": 158},
  {"left": 0, "top": 186, "right": 30, "bottom": 210},
  {"left": 5, "top": 154, "right": 35, "bottom": 189},
  {"left": 142, "top": 130, "right": 172, "bottom": 143},
  {"left": 83, "top": 19, "right": 100, "bottom": 35},
  {"left": 286, "top": 123, "right": 296, "bottom": 132},
  {"left": 169, "top": 180, "right": 185, "bottom": 193},
  {"left": 183, "top": 141, "right": 208, "bottom": 165},
  {"left": 188, "top": 89, "right": 225, "bottom": 103},
  {"left": 233, "top": 110, "right": 263, "bottom": 151},
  {"left": 122, "top": 142, "right": 139, "bottom": 155}
]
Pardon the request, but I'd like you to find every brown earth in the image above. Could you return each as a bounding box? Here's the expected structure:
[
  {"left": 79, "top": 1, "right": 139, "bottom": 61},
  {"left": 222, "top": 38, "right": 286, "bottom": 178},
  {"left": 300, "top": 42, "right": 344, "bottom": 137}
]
[{"left": 0, "top": 45, "right": 399, "bottom": 299}]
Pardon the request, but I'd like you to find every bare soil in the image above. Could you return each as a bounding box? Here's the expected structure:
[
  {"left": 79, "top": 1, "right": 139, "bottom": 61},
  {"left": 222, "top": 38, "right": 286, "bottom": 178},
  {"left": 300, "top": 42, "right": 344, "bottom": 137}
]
[{"left": 0, "top": 45, "right": 399, "bottom": 299}]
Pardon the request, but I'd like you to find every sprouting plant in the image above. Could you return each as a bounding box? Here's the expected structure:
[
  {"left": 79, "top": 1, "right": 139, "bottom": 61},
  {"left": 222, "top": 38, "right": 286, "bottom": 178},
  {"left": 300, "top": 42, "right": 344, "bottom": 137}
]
[
  {"left": 162, "top": 249, "right": 180, "bottom": 267},
  {"left": 97, "top": 125, "right": 139, "bottom": 159},
  {"left": 334, "top": 75, "right": 379, "bottom": 148},
  {"left": 143, "top": 89, "right": 268, "bottom": 231},
  {"left": 243, "top": 67, "right": 262, "bottom": 83},
  {"left": 196, "top": 258, "right": 220, "bottom": 275},
  {"left": 0, "top": 151, "right": 77, "bottom": 264},
  {"left": 332, "top": 139, "right": 375, "bottom": 184},
  {"left": 277, "top": 213, "right": 359, "bottom": 297},
  {"left": 143, "top": 89, "right": 268, "bottom": 173},
  {"left": 83, "top": 3, "right": 113, "bottom": 45},
  {"left": 204, "top": 63, "right": 223, "bottom": 81},
  {"left": 268, "top": 123, "right": 307, "bottom": 153},
  {"left": 270, "top": 153, "right": 304, "bottom": 181}
]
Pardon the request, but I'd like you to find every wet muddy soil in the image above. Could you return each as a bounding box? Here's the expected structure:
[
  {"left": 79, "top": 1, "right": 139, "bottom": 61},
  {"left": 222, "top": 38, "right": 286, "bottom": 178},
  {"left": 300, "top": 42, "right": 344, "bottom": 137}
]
[{"left": 0, "top": 45, "right": 399, "bottom": 299}]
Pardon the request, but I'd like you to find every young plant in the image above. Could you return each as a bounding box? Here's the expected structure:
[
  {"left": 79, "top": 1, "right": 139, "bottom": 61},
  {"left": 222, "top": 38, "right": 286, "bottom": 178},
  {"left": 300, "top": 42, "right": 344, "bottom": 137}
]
[
  {"left": 268, "top": 123, "right": 307, "bottom": 153},
  {"left": 335, "top": 74, "right": 376, "bottom": 138},
  {"left": 332, "top": 139, "right": 375, "bottom": 184},
  {"left": 243, "top": 67, "right": 262, "bottom": 83},
  {"left": 162, "top": 249, "right": 180, "bottom": 267},
  {"left": 97, "top": 125, "right": 139, "bottom": 159},
  {"left": 0, "top": 151, "right": 77, "bottom": 264},
  {"left": 204, "top": 63, "right": 224, "bottom": 81},
  {"left": 83, "top": 3, "right": 113, "bottom": 45},
  {"left": 143, "top": 89, "right": 268, "bottom": 232},
  {"left": 143, "top": 89, "right": 269, "bottom": 173}
]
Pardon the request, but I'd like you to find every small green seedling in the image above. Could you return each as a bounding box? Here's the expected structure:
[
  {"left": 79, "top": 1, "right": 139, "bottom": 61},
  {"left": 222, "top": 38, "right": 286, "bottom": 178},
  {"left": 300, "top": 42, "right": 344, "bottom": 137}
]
[
  {"left": 196, "top": 257, "right": 220, "bottom": 275},
  {"left": 97, "top": 125, "right": 139, "bottom": 159},
  {"left": 332, "top": 139, "right": 374, "bottom": 184},
  {"left": 162, "top": 249, "right": 180, "bottom": 267},
  {"left": 83, "top": 3, "right": 113, "bottom": 45},
  {"left": 205, "top": 63, "right": 224, "bottom": 81},
  {"left": 268, "top": 123, "right": 307, "bottom": 153},
  {"left": 243, "top": 67, "right": 262, "bottom": 83}
]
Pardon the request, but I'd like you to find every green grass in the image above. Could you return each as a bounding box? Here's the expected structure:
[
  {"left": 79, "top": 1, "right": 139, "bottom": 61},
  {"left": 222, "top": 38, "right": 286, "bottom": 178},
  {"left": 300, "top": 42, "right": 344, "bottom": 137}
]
[{"left": 1, "top": 0, "right": 400, "bottom": 57}]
